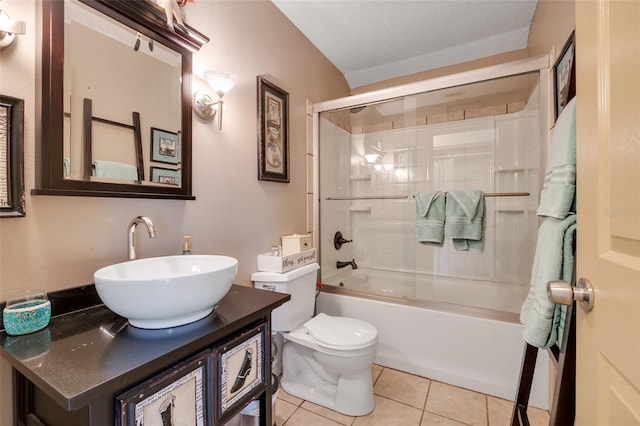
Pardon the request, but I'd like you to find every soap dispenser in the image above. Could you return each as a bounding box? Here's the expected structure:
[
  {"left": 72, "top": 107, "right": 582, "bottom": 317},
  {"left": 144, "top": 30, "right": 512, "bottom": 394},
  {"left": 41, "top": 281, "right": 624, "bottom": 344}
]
[{"left": 182, "top": 235, "right": 192, "bottom": 255}]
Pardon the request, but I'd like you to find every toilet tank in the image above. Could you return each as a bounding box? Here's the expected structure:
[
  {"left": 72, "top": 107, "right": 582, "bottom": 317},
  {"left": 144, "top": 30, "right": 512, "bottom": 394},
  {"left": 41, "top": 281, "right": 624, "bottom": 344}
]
[{"left": 252, "top": 263, "right": 319, "bottom": 332}]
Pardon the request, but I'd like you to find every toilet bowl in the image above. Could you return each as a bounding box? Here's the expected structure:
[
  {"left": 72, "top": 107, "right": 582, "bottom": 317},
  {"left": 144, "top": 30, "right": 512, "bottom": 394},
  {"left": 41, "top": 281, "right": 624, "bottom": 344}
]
[
  {"left": 252, "top": 263, "right": 378, "bottom": 416},
  {"left": 281, "top": 313, "right": 377, "bottom": 416}
]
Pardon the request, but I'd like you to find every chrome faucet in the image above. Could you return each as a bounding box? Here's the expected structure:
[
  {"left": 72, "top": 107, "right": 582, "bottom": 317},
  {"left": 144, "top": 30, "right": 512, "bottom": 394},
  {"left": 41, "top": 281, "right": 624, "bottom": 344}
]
[
  {"left": 336, "top": 259, "right": 358, "bottom": 270},
  {"left": 127, "top": 216, "right": 156, "bottom": 261}
]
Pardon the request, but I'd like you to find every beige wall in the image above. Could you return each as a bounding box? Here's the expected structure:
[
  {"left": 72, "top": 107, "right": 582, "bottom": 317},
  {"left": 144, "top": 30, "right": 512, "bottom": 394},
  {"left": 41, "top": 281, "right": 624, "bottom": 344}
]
[
  {"left": 0, "top": 0, "right": 348, "bottom": 423},
  {"left": 0, "top": 0, "right": 349, "bottom": 296},
  {"left": 351, "top": 49, "right": 529, "bottom": 94},
  {"left": 528, "top": 0, "right": 575, "bottom": 60},
  {"left": 0, "top": 0, "right": 576, "bottom": 423}
]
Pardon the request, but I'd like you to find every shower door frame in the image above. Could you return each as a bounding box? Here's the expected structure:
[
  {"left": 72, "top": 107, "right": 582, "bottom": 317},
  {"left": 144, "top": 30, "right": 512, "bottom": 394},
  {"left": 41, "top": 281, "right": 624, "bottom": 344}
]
[{"left": 312, "top": 54, "right": 551, "bottom": 291}]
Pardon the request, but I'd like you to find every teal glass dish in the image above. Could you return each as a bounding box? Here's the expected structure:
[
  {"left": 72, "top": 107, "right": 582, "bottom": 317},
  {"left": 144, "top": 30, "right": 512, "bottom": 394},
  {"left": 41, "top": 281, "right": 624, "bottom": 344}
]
[{"left": 3, "top": 290, "right": 51, "bottom": 336}]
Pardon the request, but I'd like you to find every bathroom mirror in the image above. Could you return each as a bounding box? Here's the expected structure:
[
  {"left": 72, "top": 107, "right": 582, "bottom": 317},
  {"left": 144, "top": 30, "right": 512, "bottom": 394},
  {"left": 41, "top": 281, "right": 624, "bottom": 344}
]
[{"left": 35, "top": 0, "right": 208, "bottom": 199}]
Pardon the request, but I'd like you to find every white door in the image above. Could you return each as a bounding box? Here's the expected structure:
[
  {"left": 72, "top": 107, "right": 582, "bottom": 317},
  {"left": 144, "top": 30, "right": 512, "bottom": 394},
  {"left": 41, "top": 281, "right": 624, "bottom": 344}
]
[{"left": 575, "top": 1, "right": 640, "bottom": 424}]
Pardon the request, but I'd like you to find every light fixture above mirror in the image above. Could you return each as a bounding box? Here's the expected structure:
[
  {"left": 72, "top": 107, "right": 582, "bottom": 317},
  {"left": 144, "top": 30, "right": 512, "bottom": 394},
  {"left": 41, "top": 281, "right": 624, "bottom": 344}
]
[{"left": 193, "top": 70, "right": 237, "bottom": 130}]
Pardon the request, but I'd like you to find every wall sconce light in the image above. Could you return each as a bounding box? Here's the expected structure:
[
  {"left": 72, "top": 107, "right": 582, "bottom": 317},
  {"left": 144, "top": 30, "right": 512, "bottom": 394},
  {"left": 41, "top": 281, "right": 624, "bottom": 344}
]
[
  {"left": 193, "top": 70, "right": 238, "bottom": 130},
  {"left": 372, "top": 163, "right": 394, "bottom": 172},
  {"left": 363, "top": 141, "right": 385, "bottom": 167},
  {"left": 0, "top": 9, "right": 26, "bottom": 50},
  {"left": 364, "top": 153, "right": 379, "bottom": 163}
]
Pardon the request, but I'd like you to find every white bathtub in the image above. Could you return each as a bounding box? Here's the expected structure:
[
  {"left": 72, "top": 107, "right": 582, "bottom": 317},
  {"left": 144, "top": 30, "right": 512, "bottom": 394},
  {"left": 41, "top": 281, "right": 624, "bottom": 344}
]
[
  {"left": 316, "top": 287, "right": 549, "bottom": 410},
  {"left": 322, "top": 267, "right": 530, "bottom": 314}
]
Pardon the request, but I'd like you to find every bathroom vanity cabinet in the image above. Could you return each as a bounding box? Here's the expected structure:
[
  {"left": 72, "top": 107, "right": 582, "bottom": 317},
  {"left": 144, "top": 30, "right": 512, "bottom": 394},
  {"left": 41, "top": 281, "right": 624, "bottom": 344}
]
[{"left": 0, "top": 285, "right": 289, "bottom": 426}]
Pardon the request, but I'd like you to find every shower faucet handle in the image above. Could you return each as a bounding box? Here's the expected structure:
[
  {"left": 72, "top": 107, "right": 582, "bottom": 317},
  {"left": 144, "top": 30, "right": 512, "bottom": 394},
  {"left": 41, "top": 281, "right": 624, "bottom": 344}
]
[{"left": 334, "top": 231, "right": 352, "bottom": 250}]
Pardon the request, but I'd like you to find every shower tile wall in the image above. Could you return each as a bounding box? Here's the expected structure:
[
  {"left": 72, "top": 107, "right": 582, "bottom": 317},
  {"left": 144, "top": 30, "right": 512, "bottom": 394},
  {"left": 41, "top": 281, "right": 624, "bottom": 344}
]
[
  {"left": 493, "top": 102, "right": 540, "bottom": 285},
  {"left": 424, "top": 117, "right": 496, "bottom": 281},
  {"left": 321, "top": 107, "right": 539, "bottom": 297},
  {"left": 318, "top": 79, "right": 541, "bottom": 312},
  {"left": 319, "top": 119, "right": 353, "bottom": 273}
]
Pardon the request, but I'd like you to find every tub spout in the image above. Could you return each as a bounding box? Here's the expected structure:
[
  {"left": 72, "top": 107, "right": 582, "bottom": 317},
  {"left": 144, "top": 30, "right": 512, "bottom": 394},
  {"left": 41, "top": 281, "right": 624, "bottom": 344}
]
[{"left": 337, "top": 259, "right": 358, "bottom": 270}]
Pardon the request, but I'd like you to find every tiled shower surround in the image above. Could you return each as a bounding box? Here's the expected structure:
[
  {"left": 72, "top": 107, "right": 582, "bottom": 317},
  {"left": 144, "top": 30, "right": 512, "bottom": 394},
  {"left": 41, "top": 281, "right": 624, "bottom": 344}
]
[{"left": 319, "top": 77, "right": 541, "bottom": 315}]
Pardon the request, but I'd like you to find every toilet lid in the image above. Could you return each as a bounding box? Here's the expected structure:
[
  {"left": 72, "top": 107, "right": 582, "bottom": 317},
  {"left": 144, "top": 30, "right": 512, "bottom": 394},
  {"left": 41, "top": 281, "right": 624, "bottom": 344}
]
[{"left": 303, "top": 313, "right": 377, "bottom": 350}]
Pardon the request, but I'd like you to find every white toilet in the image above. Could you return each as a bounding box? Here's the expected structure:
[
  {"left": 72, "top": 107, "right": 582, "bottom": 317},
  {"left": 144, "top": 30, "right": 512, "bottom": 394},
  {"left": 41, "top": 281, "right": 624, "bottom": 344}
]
[{"left": 252, "top": 263, "right": 378, "bottom": 416}]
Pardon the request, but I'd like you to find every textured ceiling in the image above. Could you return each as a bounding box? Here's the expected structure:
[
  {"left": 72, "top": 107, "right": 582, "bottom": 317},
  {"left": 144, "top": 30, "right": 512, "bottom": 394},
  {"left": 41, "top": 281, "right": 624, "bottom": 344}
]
[{"left": 272, "top": 0, "right": 539, "bottom": 89}]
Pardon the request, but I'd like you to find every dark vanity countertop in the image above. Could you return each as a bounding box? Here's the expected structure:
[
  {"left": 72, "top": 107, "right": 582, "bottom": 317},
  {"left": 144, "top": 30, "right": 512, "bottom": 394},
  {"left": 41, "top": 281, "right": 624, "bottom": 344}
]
[{"left": 0, "top": 285, "right": 289, "bottom": 411}]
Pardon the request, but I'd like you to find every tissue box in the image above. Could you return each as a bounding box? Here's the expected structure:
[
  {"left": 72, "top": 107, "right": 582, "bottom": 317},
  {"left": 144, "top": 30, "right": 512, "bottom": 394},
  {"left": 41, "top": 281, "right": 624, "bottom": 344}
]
[
  {"left": 281, "top": 234, "right": 312, "bottom": 256},
  {"left": 257, "top": 248, "right": 316, "bottom": 273}
]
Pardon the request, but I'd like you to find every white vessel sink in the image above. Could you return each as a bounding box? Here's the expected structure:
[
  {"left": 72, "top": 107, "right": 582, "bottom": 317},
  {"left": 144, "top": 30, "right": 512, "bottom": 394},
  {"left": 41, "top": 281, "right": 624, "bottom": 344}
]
[{"left": 94, "top": 255, "right": 238, "bottom": 329}]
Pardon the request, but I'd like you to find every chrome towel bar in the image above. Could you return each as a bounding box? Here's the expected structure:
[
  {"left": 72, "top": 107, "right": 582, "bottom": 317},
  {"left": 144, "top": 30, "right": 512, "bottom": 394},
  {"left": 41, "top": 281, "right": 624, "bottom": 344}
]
[{"left": 325, "top": 192, "right": 530, "bottom": 201}]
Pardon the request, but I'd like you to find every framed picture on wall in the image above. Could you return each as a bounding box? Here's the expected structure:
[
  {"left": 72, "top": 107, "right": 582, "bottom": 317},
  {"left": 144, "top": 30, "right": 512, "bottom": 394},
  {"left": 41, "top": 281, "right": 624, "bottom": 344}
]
[
  {"left": 257, "top": 76, "right": 289, "bottom": 183},
  {"left": 214, "top": 323, "right": 268, "bottom": 424},
  {"left": 0, "top": 95, "right": 25, "bottom": 218},
  {"left": 553, "top": 31, "right": 575, "bottom": 120},
  {"left": 116, "top": 351, "right": 209, "bottom": 426},
  {"left": 150, "top": 166, "right": 181, "bottom": 186},
  {"left": 151, "top": 127, "right": 181, "bottom": 164}
]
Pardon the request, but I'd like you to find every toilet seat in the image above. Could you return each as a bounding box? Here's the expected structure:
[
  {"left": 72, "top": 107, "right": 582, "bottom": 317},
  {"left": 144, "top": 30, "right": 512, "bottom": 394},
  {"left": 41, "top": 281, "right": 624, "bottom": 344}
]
[
  {"left": 304, "top": 313, "right": 377, "bottom": 350},
  {"left": 292, "top": 313, "right": 377, "bottom": 351}
]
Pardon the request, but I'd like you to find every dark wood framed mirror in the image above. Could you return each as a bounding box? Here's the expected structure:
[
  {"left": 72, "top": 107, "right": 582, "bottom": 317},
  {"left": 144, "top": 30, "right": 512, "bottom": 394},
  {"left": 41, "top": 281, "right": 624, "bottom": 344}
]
[{"left": 34, "top": 0, "right": 208, "bottom": 199}]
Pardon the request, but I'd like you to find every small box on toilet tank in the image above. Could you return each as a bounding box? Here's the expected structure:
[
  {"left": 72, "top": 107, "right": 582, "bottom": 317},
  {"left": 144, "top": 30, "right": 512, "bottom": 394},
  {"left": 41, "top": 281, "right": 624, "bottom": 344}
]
[
  {"left": 281, "top": 234, "right": 312, "bottom": 256},
  {"left": 257, "top": 248, "right": 316, "bottom": 273}
]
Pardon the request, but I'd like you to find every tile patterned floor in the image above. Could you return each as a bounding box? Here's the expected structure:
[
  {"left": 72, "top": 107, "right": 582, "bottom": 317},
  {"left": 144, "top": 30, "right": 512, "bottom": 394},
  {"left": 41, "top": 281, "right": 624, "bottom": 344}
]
[{"left": 274, "top": 365, "right": 549, "bottom": 426}]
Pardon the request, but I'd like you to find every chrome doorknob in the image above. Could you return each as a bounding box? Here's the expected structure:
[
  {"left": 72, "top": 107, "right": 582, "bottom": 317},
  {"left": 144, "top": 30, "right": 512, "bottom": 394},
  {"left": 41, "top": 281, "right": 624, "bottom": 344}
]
[{"left": 547, "top": 278, "right": 595, "bottom": 312}]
